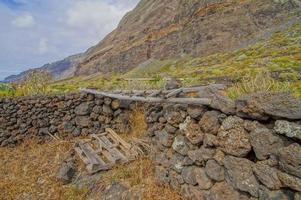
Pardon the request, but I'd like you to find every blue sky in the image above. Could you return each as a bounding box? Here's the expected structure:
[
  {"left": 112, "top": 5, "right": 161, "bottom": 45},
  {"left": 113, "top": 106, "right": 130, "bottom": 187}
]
[{"left": 0, "top": 0, "right": 139, "bottom": 80}]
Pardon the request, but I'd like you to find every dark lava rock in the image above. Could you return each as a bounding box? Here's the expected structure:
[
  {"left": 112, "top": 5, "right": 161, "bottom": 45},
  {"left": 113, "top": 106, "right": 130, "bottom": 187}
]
[
  {"left": 236, "top": 92, "right": 301, "bottom": 120},
  {"left": 56, "top": 158, "right": 76, "bottom": 184},
  {"left": 74, "top": 102, "right": 91, "bottom": 116},
  {"left": 205, "top": 159, "right": 225, "bottom": 182},
  {"left": 217, "top": 116, "right": 251, "bottom": 157},
  {"left": 278, "top": 143, "right": 301, "bottom": 178},
  {"left": 250, "top": 127, "right": 284, "bottom": 160},
  {"left": 253, "top": 162, "right": 282, "bottom": 190},
  {"left": 278, "top": 171, "right": 301, "bottom": 192},
  {"left": 172, "top": 135, "right": 190, "bottom": 155},
  {"left": 224, "top": 156, "right": 259, "bottom": 197},
  {"left": 274, "top": 120, "right": 301, "bottom": 141},
  {"left": 199, "top": 111, "right": 221, "bottom": 135}
]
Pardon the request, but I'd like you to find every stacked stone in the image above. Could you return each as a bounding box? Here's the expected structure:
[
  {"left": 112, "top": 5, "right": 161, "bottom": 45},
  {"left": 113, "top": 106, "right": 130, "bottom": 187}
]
[
  {"left": 0, "top": 93, "right": 131, "bottom": 147},
  {"left": 146, "top": 102, "right": 301, "bottom": 200}
]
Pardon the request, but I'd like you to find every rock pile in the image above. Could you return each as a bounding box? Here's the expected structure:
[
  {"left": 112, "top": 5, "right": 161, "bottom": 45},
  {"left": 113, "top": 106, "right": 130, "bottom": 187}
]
[
  {"left": 0, "top": 93, "right": 132, "bottom": 146},
  {"left": 146, "top": 95, "right": 301, "bottom": 200}
]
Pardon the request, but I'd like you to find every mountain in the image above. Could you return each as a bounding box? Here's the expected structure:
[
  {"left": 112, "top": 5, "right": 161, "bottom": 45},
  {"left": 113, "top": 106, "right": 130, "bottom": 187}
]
[
  {"left": 4, "top": 0, "right": 301, "bottom": 82},
  {"left": 2, "top": 53, "right": 83, "bottom": 83},
  {"left": 74, "top": 0, "right": 301, "bottom": 76}
]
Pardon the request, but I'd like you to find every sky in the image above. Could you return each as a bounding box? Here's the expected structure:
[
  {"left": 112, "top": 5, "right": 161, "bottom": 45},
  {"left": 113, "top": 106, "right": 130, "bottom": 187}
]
[{"left": 0, "top": 0, "right": 139, "bottom": 80}]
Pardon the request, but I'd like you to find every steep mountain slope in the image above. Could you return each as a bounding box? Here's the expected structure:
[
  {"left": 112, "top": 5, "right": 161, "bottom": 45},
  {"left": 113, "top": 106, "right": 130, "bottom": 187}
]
[
  {"left": 3, "top": 53, "right": 83, "bottom": 83},
  {"left": 74, "top": 0, "right": 301, "bottom": 76}
]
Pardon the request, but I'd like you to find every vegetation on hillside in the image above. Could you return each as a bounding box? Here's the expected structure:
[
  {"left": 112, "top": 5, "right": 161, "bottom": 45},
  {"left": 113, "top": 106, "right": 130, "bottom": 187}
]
[
  {"left": 47, "top": 23, "right": 301, "bottom": 99},
  {"left": 1, "top": 23, "right": 300, "bottom": 99},
  {"left": 0, "top": 70, "right": 53, "bottom": 98}
]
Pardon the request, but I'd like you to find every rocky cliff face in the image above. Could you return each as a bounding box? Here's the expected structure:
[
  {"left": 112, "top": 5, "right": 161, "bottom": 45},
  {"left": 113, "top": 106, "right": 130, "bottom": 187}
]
[
  {"left": 74, "top": 0, "right": 301, "bottom": 76},
  {"left": 3, "top": 53, "right": 83, "bottom": 83}
]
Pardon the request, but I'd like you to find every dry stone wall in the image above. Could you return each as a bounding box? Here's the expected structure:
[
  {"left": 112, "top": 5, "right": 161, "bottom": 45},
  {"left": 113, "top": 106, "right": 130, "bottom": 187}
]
[
  {"left": 1, "top": 91, "right": 301, "bottom": 200},
  {"left": 146, "top": 99, "right": 301, "bottom": 200},
  {"left": 0, "top": 93, "right": 132, "bottom": 147}
]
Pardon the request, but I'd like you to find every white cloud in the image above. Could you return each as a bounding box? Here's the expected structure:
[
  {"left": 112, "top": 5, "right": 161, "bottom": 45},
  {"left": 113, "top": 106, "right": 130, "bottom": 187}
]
[
  {"left": 11, "top": 13, "right": 35, "bottom": 28},
  {"left": 66, "top": 0, "right": 133, "bottom": 35},
  {"left": 37, "top": 38, "right": 49, "bottom": 54}
]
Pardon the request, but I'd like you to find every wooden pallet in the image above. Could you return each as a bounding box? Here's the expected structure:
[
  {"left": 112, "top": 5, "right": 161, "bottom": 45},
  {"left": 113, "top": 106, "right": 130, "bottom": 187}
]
[{"left": 75, "top": 128, "right": 138, "bottom": 174}]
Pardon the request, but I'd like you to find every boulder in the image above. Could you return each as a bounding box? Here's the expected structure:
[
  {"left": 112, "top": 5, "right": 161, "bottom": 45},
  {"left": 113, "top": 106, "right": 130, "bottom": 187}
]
[
  {"left": 274, "top": 120, "right": 301, "bottom": 140},
  {"left": 187, "top": 105, "right": 206, "bottom": 119},
  {"left": 74, "top": 102, "right": 91, "bottom": 116},
  {"left": 56, "top": 158, "right": 76, "bottom": 184},
  {"left": 278, "top": 171, "right": 301, "bottom": 192},
  {"left": 253, "top": 162, "right": 282, "bottom": 190},
  {"left": 172, "top": 135, "right": 190, "bottom": 155},
  {"left": 164, "top": 123, "right": 177, "bottom": 134},
  {"left": 181, "top": 184, "right": 209, "bottom": 200},
  {"left": 236, "top": 92, "right": 301, "bottom": 120},
  {"left": 102, "top": 105, "right": 113, "bottom": 115},
  {"left": 224, "top": 156, "right": 259, "bottom": 197},
  {"left": 188, "top": 147, "right": 216, "bottom": 166},
  {"left": 217, "top": 116, "right": 251, "bottom": 157},
  {"left": 208, "top": 182, "right": 242, "bottom": 200},
  {"left": 195, "top": 167, "right": 213, "bottom": 190},
  {"left": 111, "top": 99, "right": 120, "bottom": 110},
  {"left": 278, "top": 143, "right": 301, "bottom": 178},
  {"left": 210, "top": 95, "right": 236, "bottom": 115},
  {"left": 258, "top": 186, "right": 291, "bottom": 200},
  {"left": 182, "top": 166, "right": 198, "bottom": 185},
  {"left": 199, "top": 111, "right": 221, "bottom": 135},
  {"left": 180, "top": 117, "right": 204, "bottom": 145},
  {"left": 250, "top": 127, "right": 284, "bottom": 160},
  {"left": 75, "top": 116, "right": 91, "bottom": 128},
  {"left": 156, "top": 130, "right": 174, "bottom": 147},
  {"left": 205, "top": 160, "right": 225, "bottom": 182}
]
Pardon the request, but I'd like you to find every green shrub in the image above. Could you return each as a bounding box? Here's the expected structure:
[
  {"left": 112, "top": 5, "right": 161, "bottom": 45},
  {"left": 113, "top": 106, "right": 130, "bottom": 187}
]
[{"left": 227, "top": 72, "right": 292, "bottom": 99}]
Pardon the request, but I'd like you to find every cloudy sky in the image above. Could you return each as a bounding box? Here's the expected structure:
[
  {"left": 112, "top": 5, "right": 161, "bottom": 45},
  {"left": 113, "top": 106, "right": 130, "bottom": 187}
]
[{"left": 0, "top": 0, "right": 139, "bottom": 80}]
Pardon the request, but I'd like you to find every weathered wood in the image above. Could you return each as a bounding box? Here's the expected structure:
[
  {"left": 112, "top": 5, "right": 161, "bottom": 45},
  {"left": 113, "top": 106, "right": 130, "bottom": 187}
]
[
  {"left": 80, "top": 88, "right": 211, "bottom": 106},
  {"left": 165, "top": 88, "right": 183, "bottom": 98}
]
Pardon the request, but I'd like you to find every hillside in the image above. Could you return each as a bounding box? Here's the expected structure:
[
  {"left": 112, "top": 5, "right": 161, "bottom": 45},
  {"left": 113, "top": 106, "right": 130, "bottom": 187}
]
[
  {"left": 74, "top": 0, "right": 301, "bottom": 75},
  {"left": 50, "top": 22, "right": 301, "bottom": 99},
  {"left": 3, "top": 53, "right": 84, "bottom": 83}
]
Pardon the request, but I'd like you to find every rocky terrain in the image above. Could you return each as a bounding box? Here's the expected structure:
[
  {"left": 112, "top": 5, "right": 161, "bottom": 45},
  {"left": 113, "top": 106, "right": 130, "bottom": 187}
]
[{"left": 75, "top": 0, "right": 301, "bottom": 75}]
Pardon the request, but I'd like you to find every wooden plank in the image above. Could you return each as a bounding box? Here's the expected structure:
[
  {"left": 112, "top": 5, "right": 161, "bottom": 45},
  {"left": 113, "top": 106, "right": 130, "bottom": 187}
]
[
  {"left": 165, "top": 88, "right": 183, "bottom": 98},
  {"left": 80, "top": 88, "right": 211, "bottom": 106},
  {"left": 92, "top": 134, "right": 127, "bottom": 162}
]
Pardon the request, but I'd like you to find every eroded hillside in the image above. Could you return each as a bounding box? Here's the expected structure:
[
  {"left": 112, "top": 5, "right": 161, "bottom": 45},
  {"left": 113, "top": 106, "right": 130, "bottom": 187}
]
[{"left": 74, "top": 0, "right": 301, "bottom": 76}]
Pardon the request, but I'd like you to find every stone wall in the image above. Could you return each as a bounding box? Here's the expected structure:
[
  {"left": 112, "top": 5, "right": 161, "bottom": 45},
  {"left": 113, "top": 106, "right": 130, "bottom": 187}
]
[
  {"left": 0, "top": 93, "right": 133, "bottom": 147},
  {"left": 1, "top": 91, "right": 301, "bottom": 199},
  {"left": 146, "top": 93, "right": 301, "bottom": 200}
]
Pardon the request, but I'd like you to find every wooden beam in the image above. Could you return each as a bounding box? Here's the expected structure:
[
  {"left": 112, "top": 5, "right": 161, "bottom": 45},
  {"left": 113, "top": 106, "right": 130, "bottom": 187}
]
[{"left": 80, "top": 88, "right": 211, "bottom": 106}]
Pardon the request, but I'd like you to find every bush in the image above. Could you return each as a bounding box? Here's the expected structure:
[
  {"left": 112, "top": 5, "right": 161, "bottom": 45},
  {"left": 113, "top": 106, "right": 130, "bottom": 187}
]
[
  {"left": 227, "top": 72, "right": 292, "bottom": 99},
  {"left": 15, "top": 70, "right": 53, "bottom": 96}
]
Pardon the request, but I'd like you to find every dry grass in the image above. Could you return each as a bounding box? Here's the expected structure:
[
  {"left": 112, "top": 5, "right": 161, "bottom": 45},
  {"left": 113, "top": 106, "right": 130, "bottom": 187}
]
[
  {"left": 124, "top": 104, "right": 148, "bottom": 141},
  {"left": 101, "top": 157, "right": 183, "bottom": 200},
  {"left": 226, "top": 72, "right": 292, "bottom": 99},
  {"left": 0, "top": 139, "right": 88, "bottom": 200}
]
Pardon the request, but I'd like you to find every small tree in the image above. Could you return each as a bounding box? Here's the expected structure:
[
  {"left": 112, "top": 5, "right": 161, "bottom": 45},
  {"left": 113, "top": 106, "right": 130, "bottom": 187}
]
[{"left": 16, "top": 70, "right": 53, "bottom": 96}]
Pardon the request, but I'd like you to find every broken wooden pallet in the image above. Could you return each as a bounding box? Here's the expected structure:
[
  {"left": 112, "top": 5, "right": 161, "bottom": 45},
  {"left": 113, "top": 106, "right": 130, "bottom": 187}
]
[{"left": 75, "top": 128, "right": 138, "bottom": 174}]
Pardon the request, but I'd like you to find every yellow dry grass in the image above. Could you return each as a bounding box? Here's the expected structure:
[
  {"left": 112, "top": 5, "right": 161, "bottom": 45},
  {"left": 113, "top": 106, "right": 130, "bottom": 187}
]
[
  {"left": 125, "top": 104, "right": 148, "bottom": 141},
  {"left": 0, "top": 139, "right": 88, "bottom": 200},
  {"left": 101, "top": 157, "right": 183, "bottom": 200}
]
